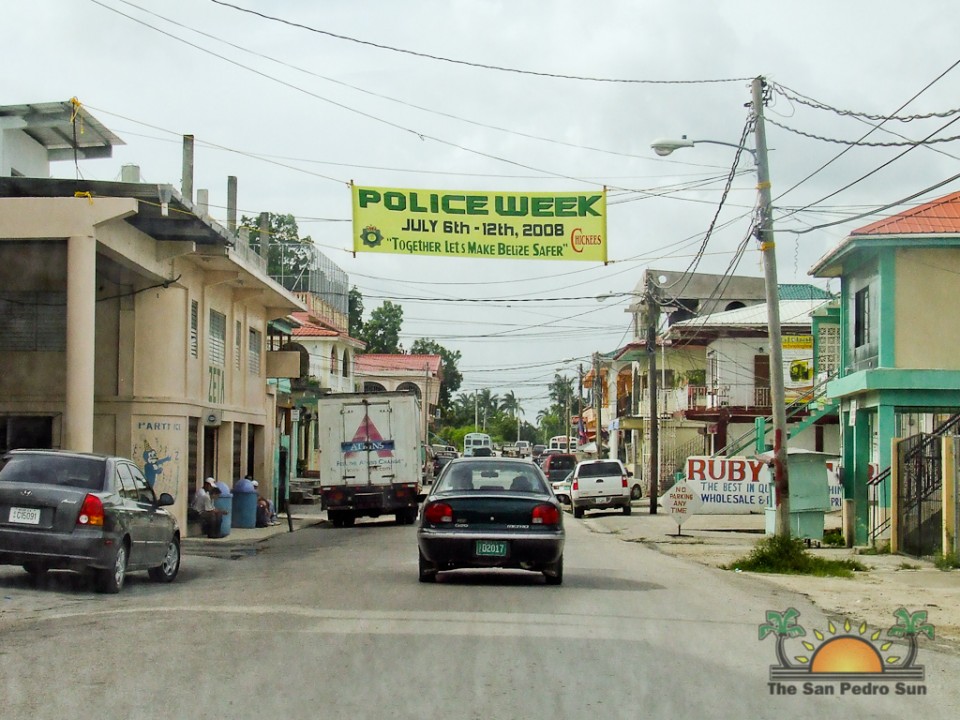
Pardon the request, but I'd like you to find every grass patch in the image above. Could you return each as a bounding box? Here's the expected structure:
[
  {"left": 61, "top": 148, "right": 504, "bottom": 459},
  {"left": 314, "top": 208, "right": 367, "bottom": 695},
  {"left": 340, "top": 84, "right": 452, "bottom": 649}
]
[
  {"left": 822, "top": 529, "right": 845, "bottom": 547},
  {"left": 724, "top": 535, "right": 867, "bottom": 578},
  {"left": 934, "top": 551, "right": 960, "bottom": 571},
  {"left": 857, "top": 540, "right": 890, "bottom": 555},
  {"left": 897, "top": 562, "right": 922, "bottom": 571}
]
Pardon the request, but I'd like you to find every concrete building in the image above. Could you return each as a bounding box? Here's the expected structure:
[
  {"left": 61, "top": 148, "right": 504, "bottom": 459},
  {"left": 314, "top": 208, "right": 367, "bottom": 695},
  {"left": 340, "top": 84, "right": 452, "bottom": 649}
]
[{"left": 0, "top": 101, "right": 304, "bottom": 534}]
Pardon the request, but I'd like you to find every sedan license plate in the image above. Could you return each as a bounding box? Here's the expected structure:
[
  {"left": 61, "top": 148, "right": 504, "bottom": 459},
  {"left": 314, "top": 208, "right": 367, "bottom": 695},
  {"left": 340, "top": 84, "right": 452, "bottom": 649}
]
[
  {"left": 9, "top": 507, "right": 41, "bottom": 525},
  {"left": 475, "top": 540, "right": 508, "bottom": 557}
]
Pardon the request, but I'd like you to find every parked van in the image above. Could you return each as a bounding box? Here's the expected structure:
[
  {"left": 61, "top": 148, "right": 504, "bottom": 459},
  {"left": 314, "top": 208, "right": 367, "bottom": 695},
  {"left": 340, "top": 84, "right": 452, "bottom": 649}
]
[{"left": 569, "top": 459, "right": 632, "bottom": 518}]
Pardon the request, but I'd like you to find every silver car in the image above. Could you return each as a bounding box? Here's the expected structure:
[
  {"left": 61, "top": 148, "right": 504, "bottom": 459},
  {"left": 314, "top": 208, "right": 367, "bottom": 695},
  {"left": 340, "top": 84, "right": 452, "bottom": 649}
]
[{"left": 0, "top": 449, "right": 181, "bottom": 592}]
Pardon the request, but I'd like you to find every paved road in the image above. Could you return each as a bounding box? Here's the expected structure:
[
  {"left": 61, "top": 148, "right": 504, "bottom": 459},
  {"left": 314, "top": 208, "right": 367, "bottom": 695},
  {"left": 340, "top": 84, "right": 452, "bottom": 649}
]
[{"left": 1, "top": 515, "right": 958, "bottom": 719}]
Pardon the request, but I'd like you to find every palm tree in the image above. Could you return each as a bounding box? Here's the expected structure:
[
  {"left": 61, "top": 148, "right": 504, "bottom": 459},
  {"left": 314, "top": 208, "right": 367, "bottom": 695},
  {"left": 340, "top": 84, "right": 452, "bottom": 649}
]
[
  {"left": 500, "top": 391, "right": 525, "bottom": 440},
  {"left": 758, "top": 608, "right": 806, "bottom": 668},
  {"left": 887, "top": 608, "right": 934, "bottom": 667}
]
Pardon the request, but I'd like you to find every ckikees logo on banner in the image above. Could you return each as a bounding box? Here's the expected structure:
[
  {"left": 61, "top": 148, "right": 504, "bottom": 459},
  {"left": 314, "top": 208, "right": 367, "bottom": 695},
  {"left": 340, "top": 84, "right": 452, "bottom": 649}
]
[{"left": 761, "top": 607, "right": 932, "bottom": 697}]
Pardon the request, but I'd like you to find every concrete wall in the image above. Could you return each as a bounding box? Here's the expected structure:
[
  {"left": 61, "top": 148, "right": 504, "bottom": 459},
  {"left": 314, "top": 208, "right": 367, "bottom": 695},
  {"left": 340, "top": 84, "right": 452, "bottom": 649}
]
[{"left": 895, "top": 248, "right": 960, "bottom": 369}]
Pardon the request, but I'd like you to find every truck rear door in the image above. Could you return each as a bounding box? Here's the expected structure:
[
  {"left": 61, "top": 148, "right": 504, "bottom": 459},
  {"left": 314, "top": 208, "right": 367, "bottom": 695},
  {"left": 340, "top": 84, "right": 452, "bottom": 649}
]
[
  {"left": 339, "top": 399, "right": 397, "bottom": 488},
  {"left": 575, "top": 461, "right": 625, "bottom": 500}
]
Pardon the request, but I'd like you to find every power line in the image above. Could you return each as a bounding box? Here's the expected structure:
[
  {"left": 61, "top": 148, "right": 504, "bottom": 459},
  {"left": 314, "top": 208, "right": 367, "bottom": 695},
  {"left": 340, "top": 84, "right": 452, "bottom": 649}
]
[{"left": 208, "top": 0, "right": 752, "bottom": 85}]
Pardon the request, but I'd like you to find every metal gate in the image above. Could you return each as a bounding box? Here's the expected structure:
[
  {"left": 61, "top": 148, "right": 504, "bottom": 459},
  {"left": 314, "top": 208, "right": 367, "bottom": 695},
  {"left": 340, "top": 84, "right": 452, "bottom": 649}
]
[{"left": 897, "top": 433, "right": 942, "bottom": 558}]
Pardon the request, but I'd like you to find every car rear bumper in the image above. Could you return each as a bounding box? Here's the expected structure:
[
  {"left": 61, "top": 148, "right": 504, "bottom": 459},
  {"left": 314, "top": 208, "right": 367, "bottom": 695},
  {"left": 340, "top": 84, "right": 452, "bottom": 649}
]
[
  {"left": 418, "top": 528, "right": 564, "bottom": 570},
  {"left": 572, "top": 494, "right": 630, "bottom": 510},
  {"left": 0, "top": 527, "right": 117, "bottom": 570}
]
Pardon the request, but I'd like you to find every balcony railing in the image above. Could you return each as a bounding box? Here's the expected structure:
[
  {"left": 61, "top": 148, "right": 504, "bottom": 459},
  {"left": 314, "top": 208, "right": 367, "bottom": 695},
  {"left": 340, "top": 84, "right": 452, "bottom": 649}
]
[{"left": 627, "top": 383, "right": 774, "bottom": 417}]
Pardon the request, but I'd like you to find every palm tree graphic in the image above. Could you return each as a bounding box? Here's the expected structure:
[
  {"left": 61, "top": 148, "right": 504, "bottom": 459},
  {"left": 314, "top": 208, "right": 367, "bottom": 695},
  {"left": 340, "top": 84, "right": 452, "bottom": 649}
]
[
  {"left": 887, "top": 608, "right": 934, "bottom": 668},
  {"left": 759, "top": 608, "right": 806, "bottom": 669}
]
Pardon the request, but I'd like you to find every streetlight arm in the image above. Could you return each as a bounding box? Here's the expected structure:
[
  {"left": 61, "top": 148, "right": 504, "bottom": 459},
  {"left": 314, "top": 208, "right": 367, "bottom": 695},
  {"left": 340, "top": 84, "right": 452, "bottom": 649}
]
[{"left": 651, "top": 137, "right": 757, "bottom": 163}]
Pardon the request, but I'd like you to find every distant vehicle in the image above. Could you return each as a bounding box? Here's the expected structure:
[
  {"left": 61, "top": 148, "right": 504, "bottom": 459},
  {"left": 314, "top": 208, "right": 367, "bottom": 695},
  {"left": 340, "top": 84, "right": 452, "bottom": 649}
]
[
  {"left": 569, "top": 459, "right": 632, "bottom": 518},
  {"left": 472, "top": 446, "right": 494, "bottom": 457},
  {"left": 548, "top": 435, "right": 578, "bottom": 452},
  {"left": 463, "top": 432, "right": 493, "bottom": 457},
  {"left": 0, "top": 449, "right": 181, "bottom": 593},
  {"left": 417, "top": 457, "right": 564, "bottom": 584},
  {"left": 317, "top": 391, "right": 422, "bottom": 527},
  {"left": 432, "top": 450, "right": 457, "bottom": 478},
  {"left": 551, "top": 470, "right": 573, "bottom": 504},
  {"left": 541, "top": 453, "right": 578, "bottom": 484},
  {"left": 532, "top": 444, "right": 547, "bottom": 459},
  {"left": 501, "top": 441, "right": 531, "bottom": 458}
]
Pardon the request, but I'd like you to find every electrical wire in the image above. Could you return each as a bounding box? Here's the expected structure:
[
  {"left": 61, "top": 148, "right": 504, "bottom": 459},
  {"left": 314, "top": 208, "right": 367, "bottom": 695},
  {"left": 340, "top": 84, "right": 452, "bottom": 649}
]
[{"left": 208, "top": 0, "right": 752, "bottom": 85}]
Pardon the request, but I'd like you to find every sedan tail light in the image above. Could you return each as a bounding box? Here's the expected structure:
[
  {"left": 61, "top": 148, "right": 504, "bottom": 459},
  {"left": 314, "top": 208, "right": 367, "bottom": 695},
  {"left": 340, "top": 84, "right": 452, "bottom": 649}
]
[
  {"left": 531, "top": 504, "right": 560, "bottom": 525},
  {"left": 77, "top": 494, "right": 104, "bottom": 527},
  {"left": 423, "top": 502, "right": 454, "bottom": 524}
]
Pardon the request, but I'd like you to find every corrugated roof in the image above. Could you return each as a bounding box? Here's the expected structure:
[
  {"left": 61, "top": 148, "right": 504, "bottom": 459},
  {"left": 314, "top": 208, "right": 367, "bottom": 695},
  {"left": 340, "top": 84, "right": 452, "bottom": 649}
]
[
  {"left": 355, "top": 354, "right": 442, "bottom": 373},
  {"left": 671, "top": 298, "right": 831, "bottom": 330},
  {"left": 289, "top": 312, "right": 339, "bottom": 338},
  {"left": 777, "top": 284, "right": 833, "bottom": 300},
  {"left": 852, "top": 191, "right": 960, "bottom": 235}
]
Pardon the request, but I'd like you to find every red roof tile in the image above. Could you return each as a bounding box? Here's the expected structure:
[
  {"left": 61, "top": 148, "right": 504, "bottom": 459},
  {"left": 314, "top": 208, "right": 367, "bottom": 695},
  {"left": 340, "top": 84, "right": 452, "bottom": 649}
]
[
  {"left": 852, "top": 191, "right": 960, "bottom": 235},
  {"left": 355, "top": 354, "right": 442, "bottom": 373}
]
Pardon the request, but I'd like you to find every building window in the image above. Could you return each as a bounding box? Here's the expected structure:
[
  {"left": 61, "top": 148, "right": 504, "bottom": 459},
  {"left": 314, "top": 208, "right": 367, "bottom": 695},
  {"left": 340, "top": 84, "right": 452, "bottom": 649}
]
[
  {"left": 235, "top": 320, "right": 242, "bottom": 370},
  {"left": 818, "top": 324, "right": 840, "bottom": 378},
  {"left": 854, "top": 287, "right": 870, "bottom": 348},
  {"left": 190, "top": 300, "right": 199, "bottom": 358},
  {"left": 209, "top": 310, "right": 226, "bottom": 366},
  {"left": 248, "top": 328, "right": 262, "bottom": 375},
  {"left": 331, "top": 347, "right": 338, "bottom": 375},
  {"left": 0, "top": 292, "right": 66, "bottom": 351},
  {"left": 342, "top": 349, "right": 349, "bottom": 377}
]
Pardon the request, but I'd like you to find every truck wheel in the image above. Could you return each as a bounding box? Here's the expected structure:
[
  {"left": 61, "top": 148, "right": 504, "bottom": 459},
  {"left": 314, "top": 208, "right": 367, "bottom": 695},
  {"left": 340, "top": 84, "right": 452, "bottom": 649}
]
[
  {"left": 631, "top": 484, "right": 643, "bottom": 500},
  {"left": 622, "top": 503, "right": 632, "bottom": 516},
  {"left": 573, "top": 505, "right": 584, "bottom": 519},
  {"left": 342, "top": 514, "right": 355, "bottom": 527}
]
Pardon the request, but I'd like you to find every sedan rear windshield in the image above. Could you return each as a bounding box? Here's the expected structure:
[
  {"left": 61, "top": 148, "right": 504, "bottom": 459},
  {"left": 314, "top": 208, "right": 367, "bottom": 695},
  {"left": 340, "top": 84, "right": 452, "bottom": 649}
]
[
  {"left": 436, "top": 462, "right": 549, "bottom": 494},
  {"left": 0, "top": 454, "right": 107, "bottom": 490},
  {"left": 549, "top": 456, "right": 576, "bottom": 471},
  {"left": 578, "top": 462, "right": 624, "bottom": 478}
]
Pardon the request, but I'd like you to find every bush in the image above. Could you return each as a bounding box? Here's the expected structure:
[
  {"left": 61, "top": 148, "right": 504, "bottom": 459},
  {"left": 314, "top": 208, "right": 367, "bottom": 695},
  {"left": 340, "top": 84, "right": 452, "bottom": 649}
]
[
  {"left": 934, "top": 551, "right": 960, "bottom": 571},
  {"left": 725, "top": 535, "right": 867, "bottom": 578},
  {"left": 822, "top": 529, "right": 845, "bottom": 547}
]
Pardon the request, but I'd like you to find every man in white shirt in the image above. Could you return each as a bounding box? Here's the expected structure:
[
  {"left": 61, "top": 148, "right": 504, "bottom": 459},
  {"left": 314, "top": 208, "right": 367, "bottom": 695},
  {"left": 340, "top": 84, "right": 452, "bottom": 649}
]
[{"left": 193, "top": 477, "right": 226, "bottom": 537}]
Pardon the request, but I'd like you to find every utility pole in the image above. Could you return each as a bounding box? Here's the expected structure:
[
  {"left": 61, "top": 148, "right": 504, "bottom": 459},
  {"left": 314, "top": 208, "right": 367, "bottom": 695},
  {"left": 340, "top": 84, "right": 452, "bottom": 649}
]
[
  {"left": 646, "top": 279, "right": 659, "bottom": 514},
  {"left": 752, "top": 75, "right": 790, "bottom": 537},
  {"left": 593, "top": 352, "right": 603, "bottom": 457},
  {"left": 578, "top": 363, "right": 584, "bottom": 446}
]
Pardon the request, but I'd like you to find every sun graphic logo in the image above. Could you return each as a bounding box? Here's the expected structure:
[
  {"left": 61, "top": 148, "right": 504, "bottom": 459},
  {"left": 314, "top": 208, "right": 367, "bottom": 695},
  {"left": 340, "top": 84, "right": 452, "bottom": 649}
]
[{"left": 761, "top": 607, "right": 932, "bottom": 696}]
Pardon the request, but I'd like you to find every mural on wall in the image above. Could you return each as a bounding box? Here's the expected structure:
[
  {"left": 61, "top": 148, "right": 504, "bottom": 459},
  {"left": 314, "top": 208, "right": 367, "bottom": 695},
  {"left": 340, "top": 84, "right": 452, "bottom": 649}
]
[{"left": 133, "top": 417, "right": 184, "bottom": 500}]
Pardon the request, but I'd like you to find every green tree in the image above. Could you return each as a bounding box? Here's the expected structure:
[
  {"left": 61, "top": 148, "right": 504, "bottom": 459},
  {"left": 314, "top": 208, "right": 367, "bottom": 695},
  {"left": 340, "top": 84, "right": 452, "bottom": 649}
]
[
  {"left": 359, "top": 301, "right": 404, "bottom": 354},
  {"left": 410, "top": 338, "right": 462, "bottom": 411},
  {"left": 348, "top": 286, "right": 364, "bottom": 339}
]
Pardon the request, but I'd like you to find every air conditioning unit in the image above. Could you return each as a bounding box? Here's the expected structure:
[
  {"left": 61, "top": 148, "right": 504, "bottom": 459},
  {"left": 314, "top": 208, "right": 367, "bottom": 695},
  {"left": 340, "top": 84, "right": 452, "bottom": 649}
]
[{"left": 203, "top": 409, "right": 222, "bottom": 427}]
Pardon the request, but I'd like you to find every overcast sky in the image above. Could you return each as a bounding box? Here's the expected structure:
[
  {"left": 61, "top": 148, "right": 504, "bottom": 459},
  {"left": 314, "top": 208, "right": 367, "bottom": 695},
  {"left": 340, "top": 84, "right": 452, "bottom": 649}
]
[{"left": 10, "top": 1, "right": 960, "bottom": 418}]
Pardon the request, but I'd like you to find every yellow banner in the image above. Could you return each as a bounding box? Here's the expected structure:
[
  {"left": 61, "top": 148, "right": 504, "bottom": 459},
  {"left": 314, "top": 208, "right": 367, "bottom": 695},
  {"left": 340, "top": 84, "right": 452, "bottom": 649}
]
[{"left": 352, "top": 185, "right": 607, "bottom": 262}]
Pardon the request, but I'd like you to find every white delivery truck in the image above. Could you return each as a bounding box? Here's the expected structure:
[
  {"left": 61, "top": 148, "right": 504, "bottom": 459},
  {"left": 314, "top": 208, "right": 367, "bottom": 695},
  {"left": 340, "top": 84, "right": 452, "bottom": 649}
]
[{"left": 317, "top": 391, "right": 423, "bottom": 527}]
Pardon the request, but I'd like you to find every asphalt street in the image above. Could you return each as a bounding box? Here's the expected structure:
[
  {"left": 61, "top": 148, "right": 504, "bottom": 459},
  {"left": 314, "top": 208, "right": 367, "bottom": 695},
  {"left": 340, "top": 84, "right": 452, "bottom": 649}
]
[{"left": 1, "top": 512, "right": 958, "bottom": 719}]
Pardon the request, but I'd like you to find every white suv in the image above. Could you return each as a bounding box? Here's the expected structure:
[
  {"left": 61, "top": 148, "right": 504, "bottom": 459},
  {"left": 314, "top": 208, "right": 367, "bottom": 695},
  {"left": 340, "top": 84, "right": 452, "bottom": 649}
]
[{"left": 569, "top": 459, "right": 632, "bottom": 518}]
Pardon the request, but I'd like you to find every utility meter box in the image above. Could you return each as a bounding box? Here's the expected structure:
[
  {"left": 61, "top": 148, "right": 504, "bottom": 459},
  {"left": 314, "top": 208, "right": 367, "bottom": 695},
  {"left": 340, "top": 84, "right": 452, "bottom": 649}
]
[{"left": 761, "top": 450, "right": 835, "bottom": 541}]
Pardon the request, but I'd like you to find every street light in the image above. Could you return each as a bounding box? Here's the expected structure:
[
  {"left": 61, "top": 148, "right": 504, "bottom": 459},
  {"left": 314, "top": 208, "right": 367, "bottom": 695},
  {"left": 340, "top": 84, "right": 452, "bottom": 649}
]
[
  {"left": 651, "top": 136, "right": 758, "bottom": 163},
  {"left": 650, "top": 76, "right": 791, "bottom": 538}
]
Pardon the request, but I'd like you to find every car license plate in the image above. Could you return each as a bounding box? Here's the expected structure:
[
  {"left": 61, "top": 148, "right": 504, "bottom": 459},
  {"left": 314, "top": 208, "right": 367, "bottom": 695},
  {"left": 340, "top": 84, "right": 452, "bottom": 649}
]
[
  {"left": 475, "top": 540, "right": 507, "bottom": 557},
  {"left": 9, "top": 507, "right": 41, "bottom": 525}
]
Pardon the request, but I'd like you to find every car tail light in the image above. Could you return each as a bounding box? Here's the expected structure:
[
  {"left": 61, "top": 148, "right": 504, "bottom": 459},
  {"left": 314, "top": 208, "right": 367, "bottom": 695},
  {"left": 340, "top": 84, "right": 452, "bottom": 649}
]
[
  {"left": 622, "top": 475, "right": 628, "bottom": 488},
  {"left": 78, "top": 494, "right": 104, "bottom": 526},
  {"left": 424, "top": 502, "right": 454, "bottom": 524},
  {"left": 572, "top": 478, "right": 579, "bottom": 491},
  {"left": 532, "top": 504, "right": 560, "bottom": 525}
]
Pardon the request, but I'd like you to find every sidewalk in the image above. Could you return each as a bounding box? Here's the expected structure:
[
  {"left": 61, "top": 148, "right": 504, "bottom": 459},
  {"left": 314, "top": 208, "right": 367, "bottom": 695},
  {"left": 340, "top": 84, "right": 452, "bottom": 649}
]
[
  {"left": 588, "top": 501, "right": 960, "bottom": 648},
  {"left": 181, "top": 503, "right": 327, "bottom": 558}
]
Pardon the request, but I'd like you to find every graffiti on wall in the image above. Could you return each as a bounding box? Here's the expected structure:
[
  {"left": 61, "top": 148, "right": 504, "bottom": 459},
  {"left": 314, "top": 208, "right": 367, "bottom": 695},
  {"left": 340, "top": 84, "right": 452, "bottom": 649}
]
[{"left": 133, "top": 417, "right": 184, "bottom": 500}]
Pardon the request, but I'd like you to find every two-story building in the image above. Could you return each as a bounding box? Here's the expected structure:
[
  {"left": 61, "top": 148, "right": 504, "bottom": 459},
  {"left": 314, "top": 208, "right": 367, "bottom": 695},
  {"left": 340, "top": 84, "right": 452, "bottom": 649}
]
[
  {"left": 811, "top": 191, "right": 960, "bottom": 548},
  {"left": 0, "top": 101, "right": 304, "bottom": 534}
]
